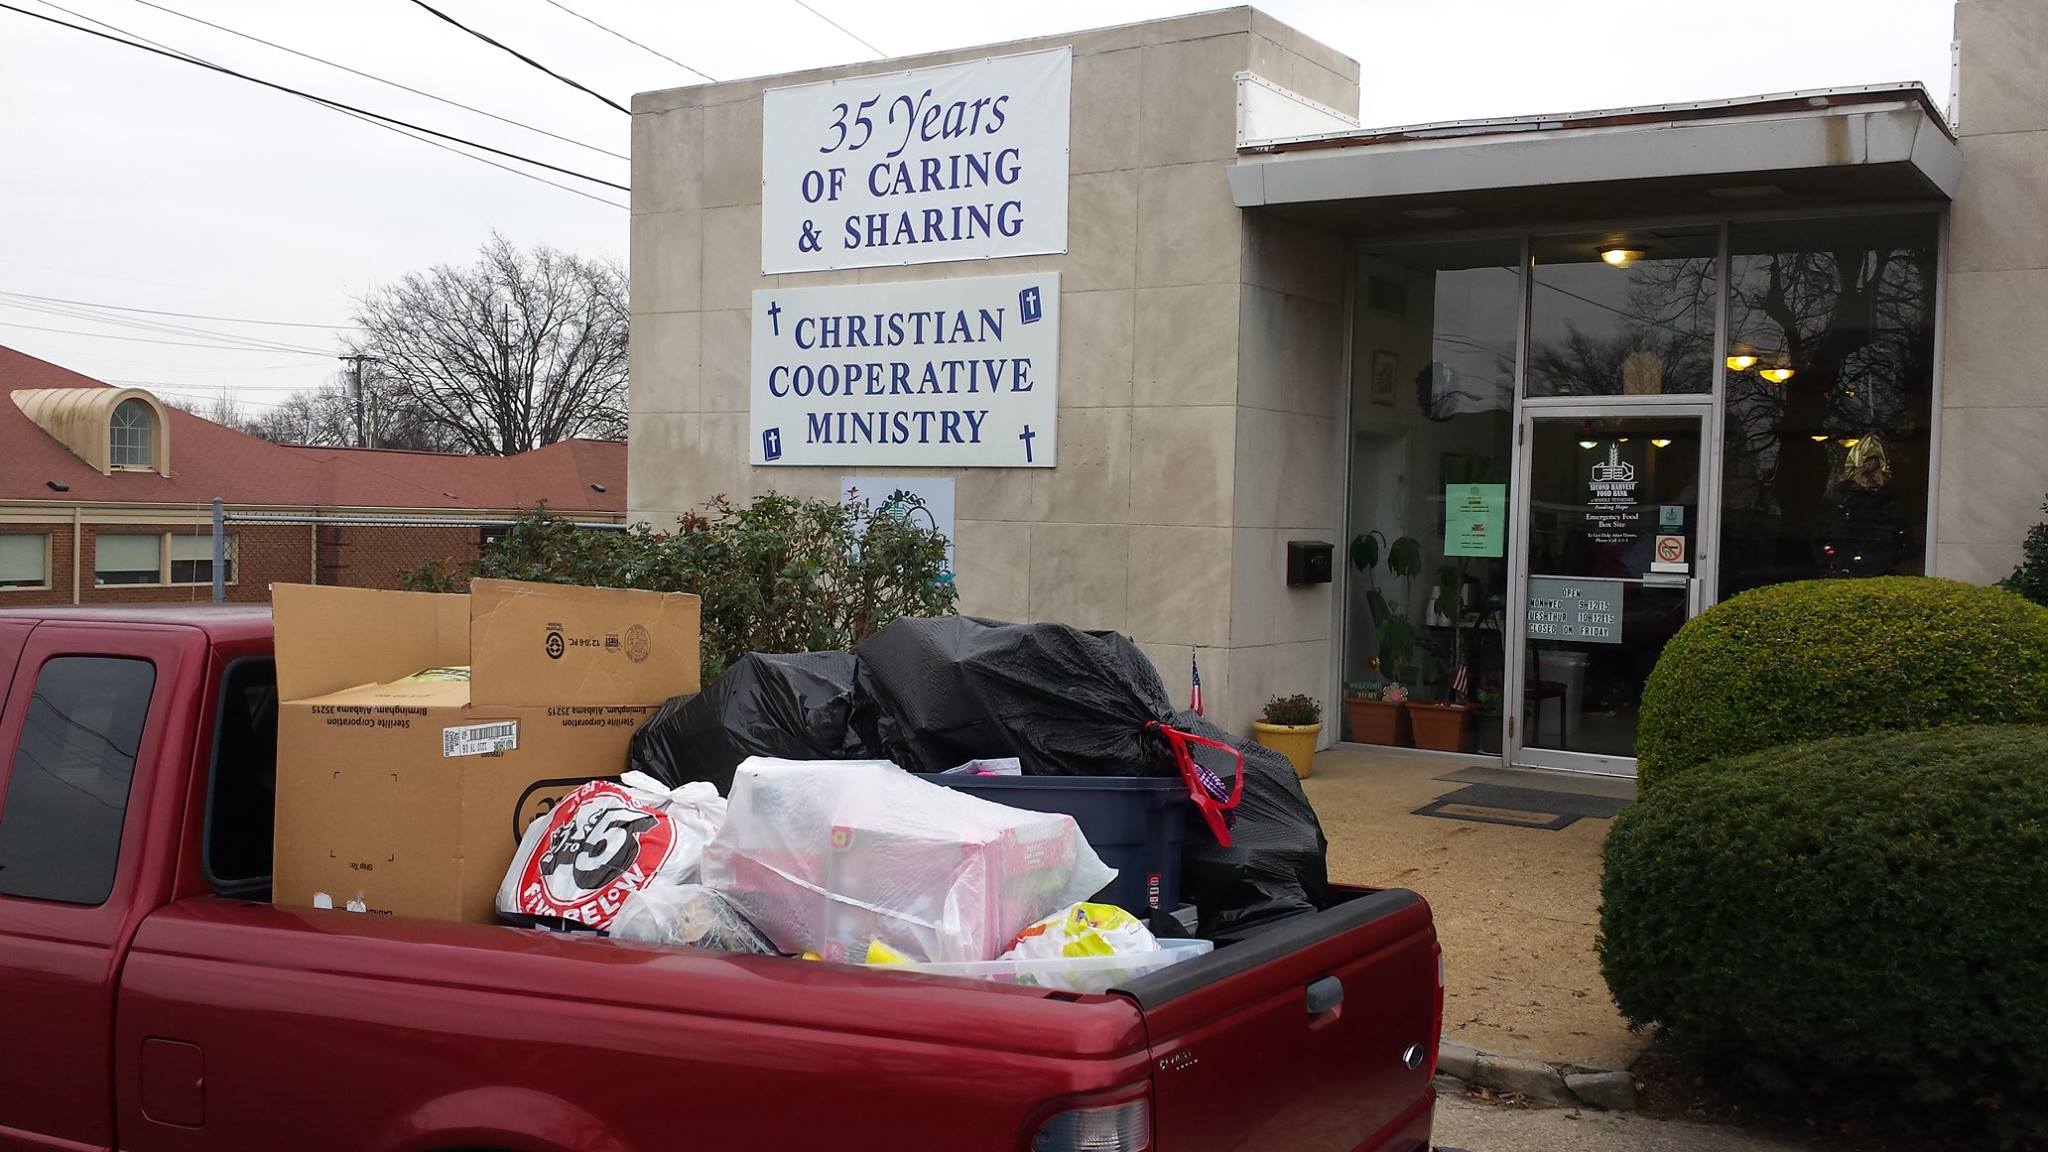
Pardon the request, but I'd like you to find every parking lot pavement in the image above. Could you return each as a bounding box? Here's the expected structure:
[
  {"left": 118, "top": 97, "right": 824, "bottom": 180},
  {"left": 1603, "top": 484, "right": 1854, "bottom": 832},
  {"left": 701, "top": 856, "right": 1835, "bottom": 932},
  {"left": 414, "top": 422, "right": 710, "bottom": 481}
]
[{"left": 1433, "top": 1095, "right": 1821, "bottom": 1152}]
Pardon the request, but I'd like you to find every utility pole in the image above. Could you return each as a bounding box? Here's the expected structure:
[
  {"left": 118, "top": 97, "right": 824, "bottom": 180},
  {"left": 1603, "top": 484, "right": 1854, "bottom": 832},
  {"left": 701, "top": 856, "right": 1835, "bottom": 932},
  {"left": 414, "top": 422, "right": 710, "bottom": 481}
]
[{"left": 339, "top": 354, "right": 376, "bottom": 448}]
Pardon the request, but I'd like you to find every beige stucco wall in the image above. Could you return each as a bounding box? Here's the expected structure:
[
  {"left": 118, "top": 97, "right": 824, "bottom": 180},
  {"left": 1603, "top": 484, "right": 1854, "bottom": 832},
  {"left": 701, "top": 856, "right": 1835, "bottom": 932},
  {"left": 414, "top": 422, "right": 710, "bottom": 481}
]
[
  {"left": 1937, "top": 0, "right": 2048, "bottom": 582},
  {"left": 628, "top": 8, "right": 1360, "bottom": 733}
]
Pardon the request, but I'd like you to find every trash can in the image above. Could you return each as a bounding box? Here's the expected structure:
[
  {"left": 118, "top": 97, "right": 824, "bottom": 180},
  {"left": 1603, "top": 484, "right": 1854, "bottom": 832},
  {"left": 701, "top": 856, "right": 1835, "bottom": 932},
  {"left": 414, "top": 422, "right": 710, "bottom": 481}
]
[{"left": 924, "top": 774, "right": 1189, "bottom": 918}]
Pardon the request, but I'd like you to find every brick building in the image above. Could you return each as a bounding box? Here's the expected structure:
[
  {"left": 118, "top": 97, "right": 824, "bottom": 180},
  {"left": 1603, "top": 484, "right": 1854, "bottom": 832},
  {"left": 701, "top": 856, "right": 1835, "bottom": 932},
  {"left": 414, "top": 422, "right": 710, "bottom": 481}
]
[{"left": 1, "top": 345, "right": 625, "bottom": 606}]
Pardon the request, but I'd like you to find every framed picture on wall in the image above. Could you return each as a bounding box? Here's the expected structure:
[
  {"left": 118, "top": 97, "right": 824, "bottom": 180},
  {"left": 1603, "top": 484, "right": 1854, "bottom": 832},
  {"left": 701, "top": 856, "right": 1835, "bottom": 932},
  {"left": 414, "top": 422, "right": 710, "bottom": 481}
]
[{"left": 1370, "top": 350, "right": 1398, "bottom": 406}]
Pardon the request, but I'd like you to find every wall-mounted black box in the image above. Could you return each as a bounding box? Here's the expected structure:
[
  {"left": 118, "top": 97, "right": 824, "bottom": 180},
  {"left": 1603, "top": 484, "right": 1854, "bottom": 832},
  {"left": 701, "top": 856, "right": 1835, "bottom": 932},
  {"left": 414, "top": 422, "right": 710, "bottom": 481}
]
[{"left": 1286, "top": 540, "right": 1333, "bottom": 586}]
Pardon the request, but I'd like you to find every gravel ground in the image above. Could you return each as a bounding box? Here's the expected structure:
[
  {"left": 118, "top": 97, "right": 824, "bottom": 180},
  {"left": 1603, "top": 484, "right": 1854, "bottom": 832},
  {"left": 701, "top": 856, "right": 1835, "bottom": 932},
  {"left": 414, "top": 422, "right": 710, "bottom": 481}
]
[{"left": 1300, "top": 746, "right": 1640, "bottom": 1069}]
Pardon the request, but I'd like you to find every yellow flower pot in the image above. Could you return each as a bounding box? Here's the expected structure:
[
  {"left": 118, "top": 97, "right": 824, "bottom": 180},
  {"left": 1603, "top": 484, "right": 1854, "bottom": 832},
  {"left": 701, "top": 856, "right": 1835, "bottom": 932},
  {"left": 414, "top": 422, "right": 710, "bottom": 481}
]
[{"left": 1252, "top": 721, "right": 1321, "bottom": 779}]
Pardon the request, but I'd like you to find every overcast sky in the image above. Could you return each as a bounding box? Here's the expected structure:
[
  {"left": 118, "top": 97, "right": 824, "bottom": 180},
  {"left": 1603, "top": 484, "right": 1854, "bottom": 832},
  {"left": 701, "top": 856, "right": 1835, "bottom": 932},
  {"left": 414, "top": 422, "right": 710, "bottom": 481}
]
[{"left": 0, "top": 0, "right": 1956, "bottom": 417}]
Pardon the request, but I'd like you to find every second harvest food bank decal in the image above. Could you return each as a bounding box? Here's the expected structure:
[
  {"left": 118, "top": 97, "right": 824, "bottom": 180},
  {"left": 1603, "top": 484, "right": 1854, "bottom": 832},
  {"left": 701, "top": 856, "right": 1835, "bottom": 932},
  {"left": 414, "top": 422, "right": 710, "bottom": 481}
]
[{"left": 760, "top": 47, "right": 1071, "bottom": 273}]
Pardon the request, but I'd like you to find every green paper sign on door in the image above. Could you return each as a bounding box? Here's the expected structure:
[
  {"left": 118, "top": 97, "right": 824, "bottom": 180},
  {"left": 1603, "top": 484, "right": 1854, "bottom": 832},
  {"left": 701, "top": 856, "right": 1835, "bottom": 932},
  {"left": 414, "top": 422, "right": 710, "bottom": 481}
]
[{"left": 1444, "top": 483, "right": 1506, "bottom": 558}]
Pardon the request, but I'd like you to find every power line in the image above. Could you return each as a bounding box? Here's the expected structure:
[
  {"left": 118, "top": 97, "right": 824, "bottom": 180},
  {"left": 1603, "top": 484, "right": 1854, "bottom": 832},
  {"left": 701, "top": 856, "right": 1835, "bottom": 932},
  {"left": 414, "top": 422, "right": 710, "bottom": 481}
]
[
  {"left": 790, "top": 0, "right": 884, "bottom": 57},
  {"left": 30, "top": 0, "right": 623, "bottom": 210},
  {"left": 406, "top": 0, "right": 628, "bottom": 114},
  {"left": 0, "top": 290, "right": 355, "bottom": 330},
  {"left": 0, "top": 320, "right": 334, "bottom": 354},
  {"left": 538, "top": 0, "right": 714, "bottom": 83},
  {"left": 0, "top": 297, "right": 337, "bottom": 354},
  {"left": 123, "top": 0, "right": 628, "bottom": 161},
  {"left": 2, "top": 2, "right": 629, "bottom": 193}
]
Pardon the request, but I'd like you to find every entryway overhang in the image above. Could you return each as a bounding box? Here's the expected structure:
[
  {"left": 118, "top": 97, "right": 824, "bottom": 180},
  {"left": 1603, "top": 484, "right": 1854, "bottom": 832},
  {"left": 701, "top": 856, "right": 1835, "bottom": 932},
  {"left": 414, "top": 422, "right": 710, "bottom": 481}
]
[{"left": 1229, "top": 85, "right": 1959, "bottom": 234}]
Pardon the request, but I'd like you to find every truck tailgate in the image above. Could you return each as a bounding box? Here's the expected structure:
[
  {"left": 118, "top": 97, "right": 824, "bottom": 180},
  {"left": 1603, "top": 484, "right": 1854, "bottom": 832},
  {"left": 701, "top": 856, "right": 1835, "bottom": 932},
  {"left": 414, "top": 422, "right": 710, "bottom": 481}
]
[{"left": 1120, "top": 888, "right": 1439, "bottom": 1152}]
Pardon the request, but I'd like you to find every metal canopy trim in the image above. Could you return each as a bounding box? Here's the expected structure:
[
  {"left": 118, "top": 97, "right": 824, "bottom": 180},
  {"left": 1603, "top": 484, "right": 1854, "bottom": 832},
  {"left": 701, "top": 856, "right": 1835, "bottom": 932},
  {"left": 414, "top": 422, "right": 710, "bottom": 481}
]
[{"left": 1230, "top": 86, "right": 1961, "bottom": 211}]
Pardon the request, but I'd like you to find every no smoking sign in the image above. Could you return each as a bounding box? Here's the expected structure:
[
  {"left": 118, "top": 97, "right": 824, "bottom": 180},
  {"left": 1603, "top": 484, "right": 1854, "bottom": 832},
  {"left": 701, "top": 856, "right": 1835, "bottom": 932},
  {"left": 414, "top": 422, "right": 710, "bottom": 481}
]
[{"left": 1652, "top": 534, "right": 1688, "bottom": 572}]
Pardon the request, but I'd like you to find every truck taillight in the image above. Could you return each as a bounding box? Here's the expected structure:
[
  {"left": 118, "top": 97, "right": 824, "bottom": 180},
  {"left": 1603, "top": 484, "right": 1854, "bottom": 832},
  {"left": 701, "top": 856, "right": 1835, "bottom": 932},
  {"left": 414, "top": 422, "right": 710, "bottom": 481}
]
[{"left": 1030, "top": 1098, "right": 1152, "bottom": 1152}]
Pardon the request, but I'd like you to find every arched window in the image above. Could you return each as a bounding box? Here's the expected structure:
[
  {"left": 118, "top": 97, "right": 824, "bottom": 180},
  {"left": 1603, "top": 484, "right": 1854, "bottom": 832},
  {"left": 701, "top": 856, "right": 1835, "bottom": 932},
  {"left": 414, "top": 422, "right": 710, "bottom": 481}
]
[{"left": 110, "top": 399, "right": 154, "bottom": 468}]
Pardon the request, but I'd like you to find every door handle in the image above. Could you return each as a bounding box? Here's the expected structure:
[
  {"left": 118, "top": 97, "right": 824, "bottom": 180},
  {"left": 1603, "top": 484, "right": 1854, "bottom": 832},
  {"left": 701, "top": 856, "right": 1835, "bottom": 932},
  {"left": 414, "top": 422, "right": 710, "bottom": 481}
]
[{"left": 1305, "top": 975, "right": 1343, "bottom": 1016}]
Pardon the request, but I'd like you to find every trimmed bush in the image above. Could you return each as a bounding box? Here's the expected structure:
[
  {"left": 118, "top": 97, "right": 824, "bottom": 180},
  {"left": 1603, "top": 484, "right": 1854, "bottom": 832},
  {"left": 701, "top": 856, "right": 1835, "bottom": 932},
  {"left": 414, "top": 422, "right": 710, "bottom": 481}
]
[
  {"left": 1599, "top": 725, "right": 2048, "bottom": 1143},
  {"left": 1635, "top": 577, "right": 2048, "bottom": 788}
]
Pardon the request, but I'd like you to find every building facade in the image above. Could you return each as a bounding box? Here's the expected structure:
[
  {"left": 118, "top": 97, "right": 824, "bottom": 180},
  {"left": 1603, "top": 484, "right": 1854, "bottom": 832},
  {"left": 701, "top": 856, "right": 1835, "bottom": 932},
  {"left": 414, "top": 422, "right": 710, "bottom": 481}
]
[
  {"left": 1, "top": 346, "right": 626, "bottom": 605},
  {"left": 626, "top": 5, "right": 2046, "bottom": 774}
]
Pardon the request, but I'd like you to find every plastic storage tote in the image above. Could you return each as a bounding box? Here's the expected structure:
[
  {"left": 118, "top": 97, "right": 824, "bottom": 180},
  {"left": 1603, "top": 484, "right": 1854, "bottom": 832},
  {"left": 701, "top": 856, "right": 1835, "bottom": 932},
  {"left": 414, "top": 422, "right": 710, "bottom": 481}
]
[{"left": 924, "top": 774, "right": 1190, "bottom": 918}]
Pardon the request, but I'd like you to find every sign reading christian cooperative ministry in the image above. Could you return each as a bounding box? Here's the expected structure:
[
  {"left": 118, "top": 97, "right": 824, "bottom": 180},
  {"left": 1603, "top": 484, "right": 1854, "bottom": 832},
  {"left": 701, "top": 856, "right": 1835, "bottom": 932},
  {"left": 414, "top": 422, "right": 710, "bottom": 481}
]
[
  {"left": 760, "top": 48, "right": 1071, "bottom": 273},
  {"left": 751, "top": 274, "right": 1059, "bottom": 468}
]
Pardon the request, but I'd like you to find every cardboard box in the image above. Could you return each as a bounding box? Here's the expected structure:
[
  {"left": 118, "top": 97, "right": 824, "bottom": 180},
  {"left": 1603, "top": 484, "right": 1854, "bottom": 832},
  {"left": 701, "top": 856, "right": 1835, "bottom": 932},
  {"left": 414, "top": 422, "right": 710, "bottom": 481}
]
[{"left": 272, "top": 579, "right": 701, "bottom": 923}]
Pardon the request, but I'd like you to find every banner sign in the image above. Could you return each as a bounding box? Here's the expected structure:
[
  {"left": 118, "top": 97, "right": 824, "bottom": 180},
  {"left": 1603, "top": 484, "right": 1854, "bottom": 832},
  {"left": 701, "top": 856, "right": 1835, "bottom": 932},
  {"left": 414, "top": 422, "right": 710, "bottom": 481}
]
[
  {"left": 751, "top": 273, "right": 1059, "bottom": 468},
  {"left": 760, "top": 47, "right": 1072, "bottom": 273}
]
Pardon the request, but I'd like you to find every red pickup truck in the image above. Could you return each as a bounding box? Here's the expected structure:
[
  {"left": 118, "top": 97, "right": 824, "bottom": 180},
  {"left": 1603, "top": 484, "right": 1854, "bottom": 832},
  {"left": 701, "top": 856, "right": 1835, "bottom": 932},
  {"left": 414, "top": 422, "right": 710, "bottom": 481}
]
[{"left": 0, "top": 604, "right": 1441, "bottom": 1152}]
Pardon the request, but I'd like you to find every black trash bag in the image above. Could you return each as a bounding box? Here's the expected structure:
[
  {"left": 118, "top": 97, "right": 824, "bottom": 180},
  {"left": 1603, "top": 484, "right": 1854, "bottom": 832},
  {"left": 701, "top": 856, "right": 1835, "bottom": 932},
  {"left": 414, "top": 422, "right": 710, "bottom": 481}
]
[
  {"left": 627, "top": 650, "right": 861, "bottom": 793},
  {"left": 848, "top": 616, "right": 1180, "bottom": 778},
  {"left": 1171, "top": 709, "right": 1330, "bottom": 933}
]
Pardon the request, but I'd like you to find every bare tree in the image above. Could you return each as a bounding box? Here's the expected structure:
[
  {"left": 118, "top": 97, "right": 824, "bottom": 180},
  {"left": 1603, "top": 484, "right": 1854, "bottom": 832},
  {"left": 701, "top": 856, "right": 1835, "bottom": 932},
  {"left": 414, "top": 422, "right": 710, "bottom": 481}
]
[
  {"left": 240, "top": 374, "right": 463, "bottom": 452},
  {"left": 346, "top": 233, "right": 627, "bottom": 455}
]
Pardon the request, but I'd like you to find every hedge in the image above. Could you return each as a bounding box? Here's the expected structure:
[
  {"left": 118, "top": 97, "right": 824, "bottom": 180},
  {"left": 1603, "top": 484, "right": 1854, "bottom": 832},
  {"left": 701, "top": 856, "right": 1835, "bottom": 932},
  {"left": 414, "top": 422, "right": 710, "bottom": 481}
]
[
  {"left": 1635, "top": 577, "right": 2048, "bottom": 788},
  {"left": 1599, "top": 725, "right": 2048, "bottom": 1143}
]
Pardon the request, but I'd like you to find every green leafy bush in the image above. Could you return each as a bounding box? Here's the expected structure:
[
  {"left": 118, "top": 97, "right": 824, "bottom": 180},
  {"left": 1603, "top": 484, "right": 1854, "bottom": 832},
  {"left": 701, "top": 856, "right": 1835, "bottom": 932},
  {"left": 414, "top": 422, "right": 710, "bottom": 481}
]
[
  {"left": 402, "top": 493, "right": 956, "bottom": 678},
  {"left": 1599, "top": 725, "right": 2048, "bottom": 1144},
  {"left": 1635, "top": 577, "right": 2048, "bottom": 788},
  {"left": 1999, "top": 494, "right": 2048, "bottom": 608}
]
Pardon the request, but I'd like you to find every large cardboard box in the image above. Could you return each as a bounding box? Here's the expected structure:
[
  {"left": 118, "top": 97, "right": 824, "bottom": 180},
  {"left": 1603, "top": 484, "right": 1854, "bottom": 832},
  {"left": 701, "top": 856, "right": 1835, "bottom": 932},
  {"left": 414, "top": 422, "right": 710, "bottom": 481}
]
[{"left": 272, "top": 579, "right": 701, "bottom": 923}]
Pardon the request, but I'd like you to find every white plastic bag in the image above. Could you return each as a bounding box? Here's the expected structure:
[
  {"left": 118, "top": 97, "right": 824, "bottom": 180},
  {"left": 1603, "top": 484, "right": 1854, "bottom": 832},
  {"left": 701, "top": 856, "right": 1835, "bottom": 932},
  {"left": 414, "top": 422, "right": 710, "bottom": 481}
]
[
  {"left": 610, "top": 883, "right": 777, "bottom": 954},
  {"left": 497, "top": 771, "right": 725, "bottom": 930},
  {"left": 701, "top": 757, "right": 1116, "bottom": 963}
]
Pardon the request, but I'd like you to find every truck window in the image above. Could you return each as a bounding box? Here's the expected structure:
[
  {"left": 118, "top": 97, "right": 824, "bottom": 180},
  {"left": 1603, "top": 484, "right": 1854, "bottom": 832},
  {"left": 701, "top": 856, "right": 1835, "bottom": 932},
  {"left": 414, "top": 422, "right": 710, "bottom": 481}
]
[
  {"left": 0, "top": 657, "right": 155, "bottom": 905},
  {"left": 205, "top": 658, "right": 276, "bottom": 898}
]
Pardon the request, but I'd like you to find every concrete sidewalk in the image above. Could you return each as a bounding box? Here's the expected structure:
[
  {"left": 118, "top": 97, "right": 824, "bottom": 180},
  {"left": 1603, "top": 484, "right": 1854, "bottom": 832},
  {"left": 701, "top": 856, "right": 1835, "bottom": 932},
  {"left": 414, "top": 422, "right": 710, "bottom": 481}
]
[
  {"left": 1434, "top": 1095, "right": 1821, "bottom": 1151},
  {"left": 1301, "top": 746, "right": 1640, "bottom": 1069}
]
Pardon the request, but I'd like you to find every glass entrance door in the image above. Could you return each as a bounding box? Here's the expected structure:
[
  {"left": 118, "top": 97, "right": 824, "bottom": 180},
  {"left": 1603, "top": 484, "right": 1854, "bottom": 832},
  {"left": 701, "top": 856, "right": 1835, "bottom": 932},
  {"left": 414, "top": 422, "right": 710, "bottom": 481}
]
[{"left": 1510, "top": 408, "right": 1713, "bottom": 775}]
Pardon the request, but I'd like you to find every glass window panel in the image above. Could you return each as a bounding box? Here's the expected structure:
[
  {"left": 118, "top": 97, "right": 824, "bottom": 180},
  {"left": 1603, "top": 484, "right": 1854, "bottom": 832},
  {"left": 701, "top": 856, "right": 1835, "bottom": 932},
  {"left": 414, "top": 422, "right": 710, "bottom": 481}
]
[
  {"left": 95, "top": 534, "right": 161, "bottom": 585},
  {"left": 0, "top": 535, "right": 46, "bottom": 588},
  {"left": 0, "top": 657, "right": 155, "bottom": 904},
  {"left": 1346, "top": 239, "right": 1519, "bottom": 754},
  {"left": 1527, "top": 230, "right": 1717, "bottom": 397},
  {"left": 1719, "top": 214, "right": 1939, "bottom": 597},
  {"left": 110, "top": 400, "right": 153, "bottom": 468},
  {"left": 168, "top": 535, "right": 234, "bottom": 585}
]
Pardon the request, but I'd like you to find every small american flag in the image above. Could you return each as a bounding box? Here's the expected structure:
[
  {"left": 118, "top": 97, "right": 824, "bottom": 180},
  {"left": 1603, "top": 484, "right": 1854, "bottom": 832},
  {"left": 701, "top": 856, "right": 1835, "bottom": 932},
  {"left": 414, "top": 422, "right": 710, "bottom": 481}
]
[
  {"left": 1190, "top": 653, "right": 1204, "bottom": 716},
  {"left": 1449, "top": 663, "right": 1470, "bottom": 701}
]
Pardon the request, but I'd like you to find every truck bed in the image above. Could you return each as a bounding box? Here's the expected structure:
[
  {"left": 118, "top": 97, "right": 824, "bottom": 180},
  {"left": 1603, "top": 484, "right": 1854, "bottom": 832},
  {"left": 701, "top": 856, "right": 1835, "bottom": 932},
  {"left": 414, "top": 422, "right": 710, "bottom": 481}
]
[{"left": 118, "top": 885, "right": 1438, "bottom": 1151}]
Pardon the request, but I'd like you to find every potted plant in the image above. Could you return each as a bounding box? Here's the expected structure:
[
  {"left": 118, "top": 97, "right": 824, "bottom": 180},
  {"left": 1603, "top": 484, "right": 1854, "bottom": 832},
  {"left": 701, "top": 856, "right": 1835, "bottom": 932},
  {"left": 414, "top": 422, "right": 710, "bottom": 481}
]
[
  {"left": 1343, "top": 672, "right": 1411, "bottom": 746},
  {"left": 1406, "top": 563, "right": 1476, "bottom": 752},
  {"left": 1253, "top": 693, "right": 1322, "bottom": 779},
  {"left": 1345, "top": 531, "right": 1423, "bottom": 748}
]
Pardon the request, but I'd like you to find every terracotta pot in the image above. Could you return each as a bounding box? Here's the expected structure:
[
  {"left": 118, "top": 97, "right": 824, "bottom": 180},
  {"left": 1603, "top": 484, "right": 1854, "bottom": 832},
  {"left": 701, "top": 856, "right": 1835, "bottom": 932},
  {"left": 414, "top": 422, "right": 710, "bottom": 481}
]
[
  {"left": 1252, "top": 721, "right": 1321, "bottom": 779},
  {"left": 1406, "top": 701, "right": 1475, "bottom": 753},
  {"left": 1344, "top": 695, "right": 1410, "bottom": 747}
]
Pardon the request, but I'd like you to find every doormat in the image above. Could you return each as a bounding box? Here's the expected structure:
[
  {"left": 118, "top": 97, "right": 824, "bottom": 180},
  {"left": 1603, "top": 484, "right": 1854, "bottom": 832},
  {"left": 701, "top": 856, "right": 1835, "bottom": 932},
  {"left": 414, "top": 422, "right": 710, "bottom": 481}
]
[{"left": 1412, "top": 783, "right": 1631, "bottom": 830}]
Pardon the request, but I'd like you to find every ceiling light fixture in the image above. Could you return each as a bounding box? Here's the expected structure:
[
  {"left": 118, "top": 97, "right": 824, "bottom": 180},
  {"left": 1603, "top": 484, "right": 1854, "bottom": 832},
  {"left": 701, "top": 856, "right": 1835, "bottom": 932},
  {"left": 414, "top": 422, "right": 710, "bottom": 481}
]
[
  {"left": 1725, "top": 354, "right": 1759, "bottom": 372},
  {"left": 1651, "top": 438, "right": 1672, "bottom": 448},
  {"left": 1758, "top": 367, "right": 1796, "bottom": 384},
  {"left": 1578, "top": 439, "right": 1599, "bottom": 450},
  {"left": 1839, "top": 438, "right": 1861, "bottom": 448},
  {"left": 1599, "top": 247, "right": 1647, "bottom": 269},
  {"left": 1810, "top": 434, "right": 1830, "bottom": 442}
]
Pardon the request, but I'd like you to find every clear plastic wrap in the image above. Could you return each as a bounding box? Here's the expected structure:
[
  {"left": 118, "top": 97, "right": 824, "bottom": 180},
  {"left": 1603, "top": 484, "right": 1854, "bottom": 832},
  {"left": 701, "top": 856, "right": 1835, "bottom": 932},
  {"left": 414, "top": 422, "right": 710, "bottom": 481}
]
[
  {"left": 609, "top": 883, "right": 777, "bottom": 954},
  {"left": 701, "top": 757, "right": 1116, "bottom": 963},
  {"left": 497, "top": 772, "right": 725, "bottom": 930}
]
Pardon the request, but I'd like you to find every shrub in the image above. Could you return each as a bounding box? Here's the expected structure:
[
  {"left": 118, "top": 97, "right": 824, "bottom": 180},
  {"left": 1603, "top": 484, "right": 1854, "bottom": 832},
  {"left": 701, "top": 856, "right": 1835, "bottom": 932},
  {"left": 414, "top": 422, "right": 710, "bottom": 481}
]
[
  {"left": 1635, "top": 577, "right": 2048, "bottom": 788},
  {"left": 1999, "top": 494, "right": 2048, "bottom": 608},
  {"left": 1260, "top": 694, "right": 1321, "bottom": 726},
  {"left": 1599, "top": 725, "right": 2048, "bottom": 1144},
  {"left": 401, "top": 493, "right": 956, "bottom": 678}
]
